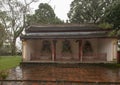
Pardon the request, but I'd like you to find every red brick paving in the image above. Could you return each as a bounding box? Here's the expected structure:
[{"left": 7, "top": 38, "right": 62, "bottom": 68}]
[{"left": 22, "top": 64, "right": 120, "bottom": 83}]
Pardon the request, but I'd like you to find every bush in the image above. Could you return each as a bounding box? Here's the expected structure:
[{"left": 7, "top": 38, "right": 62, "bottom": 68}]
[{"left": 0, "top": 70, "right": 9, "bottom": 80}]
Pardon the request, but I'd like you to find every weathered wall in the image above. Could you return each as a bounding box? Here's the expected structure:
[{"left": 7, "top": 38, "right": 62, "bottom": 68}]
[
  {"left": 82, "top": 39, "right": 117, "bottom": 62},
  {"left": 22, "top": 38, "right": 117, "bottom": 62},
  {"left": 23, "top": 40, "right": 33, "bottom": 61},
  {"left": 23, "top": 39, "right": 52, "bottom": 61},
  {"left": 56, "top": 39, "right": 79, "bottom": 60},
  {"left": 82, "top": 39, "right": 98, "bottom": 54},
  {"left": 97, "top": 38, "right": 117, "bottom": 61},
  {"left": 31, "top": 39, "right": 52, "bottom": 60}
]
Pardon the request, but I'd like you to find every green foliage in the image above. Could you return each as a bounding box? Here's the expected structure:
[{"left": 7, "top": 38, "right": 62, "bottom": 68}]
[
  {"left": 0, "top": 70, "right": 8, "bottom": 80},
  {"left": 35, "top": 3, "right": 55, "bottom": 24},
  {"left": 0, "top": 0, "right": 37, "bottom": 55},
  {"left": 27, "top": 3, "right": 64, "bottom": 25},
  {"left": 0, "top": 23, "right": 6, "bottom": 49},
  {"left": 0, "top": 56, "right": 21, "bottom": 70},
  {"left": 68, "top": 0, "right": 117, "bottom": 24},
  {"left": 108, "top": 30, "right": 118, "bottom": 36},
  {"left": 87, "top": 63, "right": 120, "bottom": 69},
  {"left": 0, "top": 44, "right": 11, "bottom": 55},
  {"left": 103, "top": 1, "right": 120, "bottom": 35},
  {"left": 98, "top": 23, "right": 113, "bottom": 29},
  {"left": 54, "top": 17, "right": 64, "bottom": 24}
]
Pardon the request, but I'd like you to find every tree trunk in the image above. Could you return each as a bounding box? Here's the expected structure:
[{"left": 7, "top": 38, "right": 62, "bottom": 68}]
[{"left": 11, "top": 38, "right": 16, "bottom": 56}]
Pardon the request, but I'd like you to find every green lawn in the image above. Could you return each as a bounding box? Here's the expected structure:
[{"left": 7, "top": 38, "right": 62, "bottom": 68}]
[{"left": 0, "top": 56, "right": 21, "bottom": 70}]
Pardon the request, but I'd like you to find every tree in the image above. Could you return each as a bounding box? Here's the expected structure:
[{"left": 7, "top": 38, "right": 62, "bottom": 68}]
[
  {"left": 68, "top": 0, "right": 117, "bottom": 24},
  {"left": 27, "top": 3, "right": 64, "bottom": 25},
  {"left": 0, "top": 0, "right": 38, "bottom": 55},
  {"left": 0, "top": 23, "right": 9, "bottom": 55},
  {"left": 103, "top": 1, "right": 120, "bottom": 34},
  {"left": 0, "top": 23, "right": 6, "bottom": 49}
]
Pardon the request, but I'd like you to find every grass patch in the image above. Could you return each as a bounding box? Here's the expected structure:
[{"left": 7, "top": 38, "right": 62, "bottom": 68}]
[
  {"left": 0, "top": 56, "right": 21, "bottom": 70},
  {"left": 101, "top": 63, "right": 120, "bottom": 68}
]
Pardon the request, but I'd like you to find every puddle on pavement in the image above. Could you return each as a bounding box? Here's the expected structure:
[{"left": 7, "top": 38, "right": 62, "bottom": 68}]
[
  {"left": 7, "top": 64, "right": 120, "bottom": 82},
  {"left": 7, "top": 66, "right": 23, "bottom": 80}
]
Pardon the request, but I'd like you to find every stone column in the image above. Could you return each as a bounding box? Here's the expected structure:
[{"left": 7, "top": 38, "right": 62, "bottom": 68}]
[
  {"left": 52, "top": 40, "right": 57, "bottom": 61},
  {"left": 79, "top": 40, "right": 83, "bottom": 62},
  {"left": 76, "top": 40, "right": 82, "bottom": 62},
  {"left": 22, "top": 40, "right": 27, "bottom": 61}
]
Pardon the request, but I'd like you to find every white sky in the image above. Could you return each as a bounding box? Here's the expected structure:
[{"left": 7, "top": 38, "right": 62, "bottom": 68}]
[{"left": 30, "top": 0, "right": 73, "bottom": 21}]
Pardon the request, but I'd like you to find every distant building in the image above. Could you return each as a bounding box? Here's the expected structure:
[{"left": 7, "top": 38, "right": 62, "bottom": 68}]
[{"left": 20, "top": 24, "right": 118, "bottom": 63}]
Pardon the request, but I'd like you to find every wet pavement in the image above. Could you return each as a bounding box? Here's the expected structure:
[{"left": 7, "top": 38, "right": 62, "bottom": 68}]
[
  {"left": 6, "top": 64, "right": 120, "bottom": 85},
  {"left": 7, "top": 66, "right": 23, "bottom": 80},
  {"left": 13, "top": 64, "right": 120, "bottom": 81}
]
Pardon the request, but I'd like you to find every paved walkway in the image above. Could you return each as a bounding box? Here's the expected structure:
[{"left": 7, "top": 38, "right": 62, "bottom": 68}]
[{"left": 21, "top": 64, "right": 120, "bottom": 82}]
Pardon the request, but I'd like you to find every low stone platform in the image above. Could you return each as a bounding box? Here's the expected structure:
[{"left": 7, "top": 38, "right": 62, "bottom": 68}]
[{"left": 20, "top": 63, "right": 120, "bottom": 82}]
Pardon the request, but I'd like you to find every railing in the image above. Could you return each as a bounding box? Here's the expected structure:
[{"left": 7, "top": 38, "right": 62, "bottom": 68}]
[{"left": 0, "top": 80, "right": 120, "bottom": 85}]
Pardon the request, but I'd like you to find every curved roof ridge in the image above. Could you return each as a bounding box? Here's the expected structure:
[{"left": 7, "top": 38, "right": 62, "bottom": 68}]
[{"left": 30, "top": 24, "right": 98, "bottom": 27}]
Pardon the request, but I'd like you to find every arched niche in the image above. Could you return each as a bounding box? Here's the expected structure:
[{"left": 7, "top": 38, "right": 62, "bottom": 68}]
[{"left": 83, "top": 40, "right": 93, "bottom": 55}]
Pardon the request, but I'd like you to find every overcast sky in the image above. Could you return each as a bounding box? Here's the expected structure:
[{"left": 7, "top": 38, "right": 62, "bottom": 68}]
[{"left": 30, "top": 0, "right": 73, "bottom": 21}]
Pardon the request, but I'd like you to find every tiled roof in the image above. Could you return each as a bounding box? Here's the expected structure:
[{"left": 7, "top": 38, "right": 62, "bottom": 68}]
[
  {"left": 21, "top": 24, "right": 114, "bottom": 40},
  {"left": 25, "top": 24, "right": 111, "bottom": 33},
  {"left": 21, "top": 31, "right": 113, "bottom": 39}
]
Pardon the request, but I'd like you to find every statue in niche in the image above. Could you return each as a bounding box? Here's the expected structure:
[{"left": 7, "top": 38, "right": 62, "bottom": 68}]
[
  {"left": 83, "top": 40, "right": 93, "bottom": 54},
  {"left": 41, "top": 40, "right": 51, "bottom": 54},
  {"left": 62, "top": 40, "right": 72, "bottom": 53},
  {"left": 61, "top": 40, "right": 73, "bottom": 59}
]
